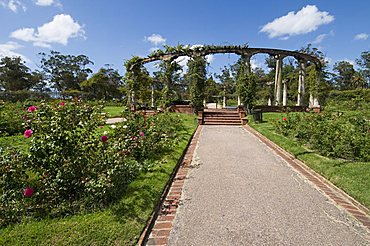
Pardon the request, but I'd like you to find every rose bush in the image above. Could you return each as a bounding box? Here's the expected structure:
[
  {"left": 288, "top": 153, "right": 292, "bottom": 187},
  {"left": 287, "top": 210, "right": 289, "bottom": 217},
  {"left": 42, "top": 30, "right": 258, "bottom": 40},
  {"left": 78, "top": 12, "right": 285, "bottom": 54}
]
[
  {"left": 273, "top": 111, "right": 370, "bottom": 161},
  {"left": 0, "top": 101, "right": 184, "bottom": 227}
]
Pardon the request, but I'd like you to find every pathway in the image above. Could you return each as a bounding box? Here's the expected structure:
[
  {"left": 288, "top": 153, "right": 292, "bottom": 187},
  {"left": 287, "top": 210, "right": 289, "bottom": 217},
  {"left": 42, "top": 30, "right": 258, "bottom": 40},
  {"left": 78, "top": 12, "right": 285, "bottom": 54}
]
[{"left": 165, "top": 126, "right": 370, "bottom": 245}]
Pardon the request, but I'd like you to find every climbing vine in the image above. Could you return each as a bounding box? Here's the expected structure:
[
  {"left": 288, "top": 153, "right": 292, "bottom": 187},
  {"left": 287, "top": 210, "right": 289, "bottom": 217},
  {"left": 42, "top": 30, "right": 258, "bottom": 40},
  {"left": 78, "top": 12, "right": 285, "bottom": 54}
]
[{"left": 186, "top": 56, "right": 207, "bottom": 113}]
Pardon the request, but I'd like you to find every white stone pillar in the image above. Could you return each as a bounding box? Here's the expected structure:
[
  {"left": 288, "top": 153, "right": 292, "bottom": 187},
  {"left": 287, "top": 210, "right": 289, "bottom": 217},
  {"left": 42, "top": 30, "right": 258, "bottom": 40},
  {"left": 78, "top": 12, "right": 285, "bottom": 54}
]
[
  {"left": 237, "top": 96, "right": 241, "bottom": 106},
  {"left": 151, "top": 85, "right": 155, "bottom": 108},
  {"left": 274, "top": 55, "right": 283, "bottom": 105},
  {"left": 268, "top": 98, "right": 272, "bottom": 106},
  {"left": 297, "top": 60, "right": 306, "bottom": 106},
  {"left": 223, "top": 96, "right": 226, "bottom": 108},
  {"left": 283, "top": 80, "right": 288, "bottom": 106}
]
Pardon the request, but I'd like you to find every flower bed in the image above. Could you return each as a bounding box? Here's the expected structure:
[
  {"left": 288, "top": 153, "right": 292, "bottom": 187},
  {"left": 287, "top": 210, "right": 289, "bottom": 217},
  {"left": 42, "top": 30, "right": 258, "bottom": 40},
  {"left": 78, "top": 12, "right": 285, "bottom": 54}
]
[
  {"left": 0, "top": 101, "right": 184, "bottom": 227},
  {"left": 273, "top": 111, "right": 370, "bottom": 161}
]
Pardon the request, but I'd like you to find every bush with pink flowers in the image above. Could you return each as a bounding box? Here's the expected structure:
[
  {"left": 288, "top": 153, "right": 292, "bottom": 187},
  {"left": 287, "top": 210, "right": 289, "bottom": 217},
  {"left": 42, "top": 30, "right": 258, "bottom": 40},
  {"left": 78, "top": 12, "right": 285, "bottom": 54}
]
[{"left": 0, "top": 101, "right": 184, "bottom": 226}]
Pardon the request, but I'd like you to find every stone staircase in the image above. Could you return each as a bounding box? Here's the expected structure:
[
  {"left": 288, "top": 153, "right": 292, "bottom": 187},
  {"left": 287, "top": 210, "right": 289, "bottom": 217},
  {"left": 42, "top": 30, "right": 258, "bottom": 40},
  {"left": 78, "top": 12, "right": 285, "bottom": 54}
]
[{"left": 200, "top": 109, "right": 246, "bottom": 125}]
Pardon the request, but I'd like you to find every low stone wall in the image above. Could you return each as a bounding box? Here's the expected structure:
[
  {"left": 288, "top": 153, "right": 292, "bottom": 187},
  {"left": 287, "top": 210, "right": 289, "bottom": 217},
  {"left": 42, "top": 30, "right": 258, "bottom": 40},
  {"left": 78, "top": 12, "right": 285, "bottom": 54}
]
[
  {"left": 169, "top": 105, "right": 194, "bottom": 114},
  {"left": 254, "top": 105, "right": 306, "bottom": 113}
]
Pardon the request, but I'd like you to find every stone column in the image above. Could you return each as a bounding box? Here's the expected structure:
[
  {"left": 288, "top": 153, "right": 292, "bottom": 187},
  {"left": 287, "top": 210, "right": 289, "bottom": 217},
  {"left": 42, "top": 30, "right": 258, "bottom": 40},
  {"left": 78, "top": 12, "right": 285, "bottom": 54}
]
[
  {"left": 151, "top": 85, "right": 155, "bottom": 108},
  {"left": 274, "top": 55, "right": 283, "bottom": 105},
  {"left": 283, "top": 79, "right": 288, "bottom": 106},
  {"left": 242, "top": 53, "right": 252, "bottom": 74},
  {"left": 223, "top": 95, "right": 226, "bottom": 108},
  {"left": 297, "top": 60, "right": 306, "bottom": 106},
  {"left": 237, "top": 96, "right": 241, "bottom": 106}
]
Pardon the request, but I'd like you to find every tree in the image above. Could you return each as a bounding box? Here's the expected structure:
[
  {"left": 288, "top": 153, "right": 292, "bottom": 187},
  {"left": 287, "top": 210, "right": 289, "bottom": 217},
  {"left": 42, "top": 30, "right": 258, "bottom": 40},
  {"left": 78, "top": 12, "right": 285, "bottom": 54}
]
[
  {"left": 217, "top": 66, "right": 235, "bottom": 96},
  {"left": 186, "top": 56, "right": 207, "bottom": 113},
  {"left": 81, "top": 65, "right": 122, "bottom": 99},
  {"left": 333, "top": 61, "right": 356, "bottom": 90},
  {"left": 204, "top": 76, "right": 221, "bottom": 103},
  {"left": 153, "top": 60, "right": 182, "bottom": 106},
  {"left": 356, "top": 51, "right": 370, "bottom": 88},
  {"left": 232, "top": 57, "right": 257, "bottom": 111},
  {"left": 0, "top": 56, "right": 35, "bottom": 91},
  {"left": 39, "top": 51, "right": 93, "bottom": 93}
]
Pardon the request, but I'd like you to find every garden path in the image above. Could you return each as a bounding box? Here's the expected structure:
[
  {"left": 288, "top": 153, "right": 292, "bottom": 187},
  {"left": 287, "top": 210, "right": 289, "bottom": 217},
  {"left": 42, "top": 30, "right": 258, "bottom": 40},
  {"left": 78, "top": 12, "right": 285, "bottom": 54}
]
[{"left": 167, "top": 126, "right": 370, "bottom": 245}]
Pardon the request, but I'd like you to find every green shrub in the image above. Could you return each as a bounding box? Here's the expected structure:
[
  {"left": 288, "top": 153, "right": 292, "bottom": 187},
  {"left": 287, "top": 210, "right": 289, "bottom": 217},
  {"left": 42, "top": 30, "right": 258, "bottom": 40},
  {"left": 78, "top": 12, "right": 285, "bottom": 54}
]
[
  {"left": 0, "top": 102, "right": 25, "bottom": 137},
  {"left": 273, "top": 111, "right": 370, "bottom": 161},
  {"left": 0, "top": 101, "right": 184, "bottom": 227}
]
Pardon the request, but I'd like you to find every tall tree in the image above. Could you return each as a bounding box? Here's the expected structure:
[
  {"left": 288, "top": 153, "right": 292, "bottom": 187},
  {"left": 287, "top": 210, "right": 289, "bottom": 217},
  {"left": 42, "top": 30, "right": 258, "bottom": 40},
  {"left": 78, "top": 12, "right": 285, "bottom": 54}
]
[
  {"left": 153, "top": 60, "right": 182, "bottom": 106},
  {"left": 217, "top": 66, "right": 235, "bottom": 96},
  {"left": 81, "top": 65, "right": 122, "bottom": 99},
  {"left": 0, "top": 56, "right": 35, "bottom": 91},
  {"left": 186, "top": 56, "right": 207, "bottom": 113},
  {"left": 39, "top": 51, "right": 93, "bottom": 93},
  {"left": 333, "top": 61, "right": 356, "bottom": 90},
  {"left": 356, "top": 51, "right": 370, "bottom": 88},
  {"left": 232, "top": 57, "right": 257, "bottom": 111}
]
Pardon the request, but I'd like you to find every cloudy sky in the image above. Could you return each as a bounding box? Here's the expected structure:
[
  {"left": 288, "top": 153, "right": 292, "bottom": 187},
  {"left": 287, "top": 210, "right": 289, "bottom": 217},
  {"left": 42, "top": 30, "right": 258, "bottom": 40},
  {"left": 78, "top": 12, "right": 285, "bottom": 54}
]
[{"left": 0, "top": 0, "right": 369, "bottom": 75}]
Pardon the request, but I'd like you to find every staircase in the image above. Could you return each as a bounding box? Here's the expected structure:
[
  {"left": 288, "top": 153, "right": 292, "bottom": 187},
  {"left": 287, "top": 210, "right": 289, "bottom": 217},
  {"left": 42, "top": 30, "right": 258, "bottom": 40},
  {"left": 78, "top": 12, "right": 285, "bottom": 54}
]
[{"left": 201, "top": 109, "right": 244, "bottom": 125}]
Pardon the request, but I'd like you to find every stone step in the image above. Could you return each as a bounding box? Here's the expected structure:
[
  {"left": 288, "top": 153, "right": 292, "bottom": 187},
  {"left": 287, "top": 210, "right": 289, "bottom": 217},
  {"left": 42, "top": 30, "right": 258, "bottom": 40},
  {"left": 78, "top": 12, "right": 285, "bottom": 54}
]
[
  {"left": 204, "top": 115, "right": 240, "bottom": 119},
  {"left": 203, "top": 122, "right": 241, "bottom": 125},
  {"left": 203, "top": 119, "right": 241, "bottom": 124}
]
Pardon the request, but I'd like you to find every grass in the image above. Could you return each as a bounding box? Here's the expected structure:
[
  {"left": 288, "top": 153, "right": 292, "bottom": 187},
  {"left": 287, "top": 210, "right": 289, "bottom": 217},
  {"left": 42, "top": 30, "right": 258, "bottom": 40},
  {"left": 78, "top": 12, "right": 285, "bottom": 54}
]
[
  {"left": 248, "top": 112, "right": 370, "bottom": 210},
  {"left": 0, "top": 135, "right": 31, "bottom": 152},
  {"left": 103, "top": 106, "right": 126, "bottom": 118},
  {"left": 0, "top": 113, "right": 197, "bottom": 246}
]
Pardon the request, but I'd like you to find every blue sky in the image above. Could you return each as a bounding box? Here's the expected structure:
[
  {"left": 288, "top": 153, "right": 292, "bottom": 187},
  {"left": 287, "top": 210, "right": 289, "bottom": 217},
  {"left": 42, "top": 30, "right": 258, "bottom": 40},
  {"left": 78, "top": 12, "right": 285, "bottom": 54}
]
[{"left": 1, "top": 0, "right": 369, "bottom": 76}]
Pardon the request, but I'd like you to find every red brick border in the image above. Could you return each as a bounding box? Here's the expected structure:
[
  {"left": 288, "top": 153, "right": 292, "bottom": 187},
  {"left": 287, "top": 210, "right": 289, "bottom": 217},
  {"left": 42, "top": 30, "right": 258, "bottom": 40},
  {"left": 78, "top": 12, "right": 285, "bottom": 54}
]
[
  {"left": 243, "top": 124, "right": 370, "bottom": 231},
  {"left": 138, "top": 125, "right": 203, "bottom": 246}
]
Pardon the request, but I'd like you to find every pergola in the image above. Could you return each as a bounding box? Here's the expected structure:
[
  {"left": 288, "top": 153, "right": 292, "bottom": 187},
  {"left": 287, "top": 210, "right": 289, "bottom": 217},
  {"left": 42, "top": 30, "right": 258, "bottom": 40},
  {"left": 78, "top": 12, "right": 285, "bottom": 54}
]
[{"left": 127, "top": 44, "right": 324, "bottom": 108}]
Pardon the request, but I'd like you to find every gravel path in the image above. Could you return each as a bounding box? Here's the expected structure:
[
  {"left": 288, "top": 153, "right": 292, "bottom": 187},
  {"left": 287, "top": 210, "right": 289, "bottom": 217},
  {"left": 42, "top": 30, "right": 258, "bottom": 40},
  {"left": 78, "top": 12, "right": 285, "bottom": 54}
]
[{"left": 168, "top": 126, "right": 370, "bottom": 245}]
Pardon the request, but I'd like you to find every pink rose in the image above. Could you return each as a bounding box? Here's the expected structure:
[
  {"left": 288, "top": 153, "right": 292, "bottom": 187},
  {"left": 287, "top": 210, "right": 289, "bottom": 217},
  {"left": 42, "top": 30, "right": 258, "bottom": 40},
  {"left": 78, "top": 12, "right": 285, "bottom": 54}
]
[
  {"left": 133, "top": 136, "right": 138, "bottom": 141},
  {"left": 27, "top": 106, "right": 37, "bottom": 112},
  {"left": 59, "top": 102, "right": 65, "bottom": 106},
  {"left": 24, "top": 129, "right": 33, "bottom": 138},
  {"left": 101, "top": 135, "right": 108, "bottom": 142},
  {"left": 24, "top": 187, "right": 34, "bottom": 197},
  {"left": 139, "top": 131, "right": 145, "bottom": 137}
]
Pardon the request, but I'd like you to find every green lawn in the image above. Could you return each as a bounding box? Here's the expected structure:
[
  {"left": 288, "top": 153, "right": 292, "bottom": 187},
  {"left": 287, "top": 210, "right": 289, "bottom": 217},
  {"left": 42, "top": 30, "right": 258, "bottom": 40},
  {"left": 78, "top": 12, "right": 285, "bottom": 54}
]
[
  {"left": 0, "top": 114, "right": 197, "bottom": 246},
  {"left": 0, "top": 135, "right": 31, "bottom": 152},
  {"left": 103, "top": 106, "right": 126, "bottom": 118},
  {"left": 248, "top": 112, "right": 370, "bottom": 210}
]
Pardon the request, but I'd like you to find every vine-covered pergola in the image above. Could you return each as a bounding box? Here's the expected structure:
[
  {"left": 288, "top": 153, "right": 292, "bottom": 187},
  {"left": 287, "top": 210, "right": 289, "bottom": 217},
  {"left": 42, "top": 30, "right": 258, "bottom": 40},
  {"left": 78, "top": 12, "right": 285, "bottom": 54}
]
[{"left": 126, "top": 44, "right": 324, "bottom": 109}]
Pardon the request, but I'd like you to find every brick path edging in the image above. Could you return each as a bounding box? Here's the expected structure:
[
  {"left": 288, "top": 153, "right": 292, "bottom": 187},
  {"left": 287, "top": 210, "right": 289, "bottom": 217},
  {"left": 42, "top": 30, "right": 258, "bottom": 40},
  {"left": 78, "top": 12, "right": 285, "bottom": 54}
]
[
  {"left": 243, "top": 124, "right": 370, "bottom": 231},
  {"left": 137, "top": 125, "right": 203, "bottom": 246}
]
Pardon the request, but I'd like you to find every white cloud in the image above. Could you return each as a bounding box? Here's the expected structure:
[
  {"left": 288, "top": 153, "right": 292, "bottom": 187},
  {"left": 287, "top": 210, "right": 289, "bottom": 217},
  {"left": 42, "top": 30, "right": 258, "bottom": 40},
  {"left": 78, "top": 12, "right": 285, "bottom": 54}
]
[
  {"left": 1, "top": 0, "right": 26, "bottom": 12},
  {"left": 260, "top": 5, "right": 334, "bottom": 39},
  {"left": 10, "top": 14, "right": 85, "bottom": 48},
  {"left": 175, "top": 56, "right": 191, "bottom": 75},
  {"left": 145, "top": 34, "right": 166, "bottom": 46},
  {"left": 206, "top": 54, "right": 214, "bottom": 63},
  {"left": 354, "top": 33, "right": 368, "bottom": 41},
  {"left": 312, "top": 30, "right": 334, "bottom": 44},
  {"left": 35, "top": 0, "right": 53, "bottom": 6},
  {"left": 0, "top": 41, "right": 30, "bottom": 62}
]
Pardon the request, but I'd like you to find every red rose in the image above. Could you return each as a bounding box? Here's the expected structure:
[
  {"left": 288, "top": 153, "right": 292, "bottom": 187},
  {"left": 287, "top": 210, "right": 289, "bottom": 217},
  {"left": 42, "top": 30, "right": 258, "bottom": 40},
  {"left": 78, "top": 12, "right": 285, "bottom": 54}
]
[
  {"left": 24, "top": 129, "right": 33, "bottom": 138},
  {"left": 27, "top": 106, "right": 37, "bottom": 112},
  {"left": 101, "top": 135, "right": 108, "bottom": 142},
  {"left": 24, "top": 187, "right": 34, "bottom": 197}
]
